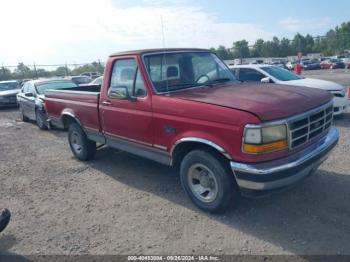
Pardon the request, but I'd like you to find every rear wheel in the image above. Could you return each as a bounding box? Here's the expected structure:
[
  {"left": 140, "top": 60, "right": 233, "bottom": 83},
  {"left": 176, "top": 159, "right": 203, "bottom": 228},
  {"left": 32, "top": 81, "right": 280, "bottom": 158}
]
[
  {"left": 35, "top": 109, "right": 48, "bottom": 130},
  {"left": 68, "top": 122, "right": 96, "bottom": 161},
  {"left": 180, "top": 150, "right": 240, "bottom": 213}
]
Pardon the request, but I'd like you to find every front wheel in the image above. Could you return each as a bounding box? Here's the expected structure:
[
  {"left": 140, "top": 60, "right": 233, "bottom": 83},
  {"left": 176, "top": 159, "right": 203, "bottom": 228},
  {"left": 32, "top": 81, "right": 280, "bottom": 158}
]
[
  {"left": 180, "top": 150, "right": 240, "bottom": 213},
  {"left": 35, "top": 109, "right": 48, "bottom": 130},
  {"left": 20, "top": 106, "right": 29, "bottom": 122},
  {"left": 68, "top": 122, "right": 96, "bottom": 161}
]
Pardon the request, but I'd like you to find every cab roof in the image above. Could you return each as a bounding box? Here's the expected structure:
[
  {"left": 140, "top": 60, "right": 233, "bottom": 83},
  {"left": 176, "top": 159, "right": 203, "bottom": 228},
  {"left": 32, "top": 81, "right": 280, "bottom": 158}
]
[{"left": 109, "top": 48, "right": 211, "bottom": 57}]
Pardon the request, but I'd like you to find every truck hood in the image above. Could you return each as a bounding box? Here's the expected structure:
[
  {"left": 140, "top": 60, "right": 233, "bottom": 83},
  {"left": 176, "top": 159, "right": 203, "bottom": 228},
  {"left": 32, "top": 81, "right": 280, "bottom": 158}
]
[
  {"left": 0, "top": 89, "right": 20, "bottom": 96},
  {"left": 282, "top": 78, "right": 344, "bottom": 91},
  {"left": 168, "top": 83, "right": 332, "bottom": 121}
]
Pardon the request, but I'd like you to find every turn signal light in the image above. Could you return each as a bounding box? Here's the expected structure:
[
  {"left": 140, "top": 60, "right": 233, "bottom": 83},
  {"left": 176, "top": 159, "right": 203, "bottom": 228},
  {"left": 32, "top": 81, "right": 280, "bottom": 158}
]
[{"left": 243, "top": 139, "right": 288, "bottom": 154}]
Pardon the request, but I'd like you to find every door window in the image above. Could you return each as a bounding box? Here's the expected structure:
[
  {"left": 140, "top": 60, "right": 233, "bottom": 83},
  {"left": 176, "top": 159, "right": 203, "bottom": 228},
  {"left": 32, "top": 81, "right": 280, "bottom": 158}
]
[
  {"left": 238, "top": 68, "right": 265, "bottom": 82},
  {"left": 109, "top": 59, "right": 147, "bottom": 98}
]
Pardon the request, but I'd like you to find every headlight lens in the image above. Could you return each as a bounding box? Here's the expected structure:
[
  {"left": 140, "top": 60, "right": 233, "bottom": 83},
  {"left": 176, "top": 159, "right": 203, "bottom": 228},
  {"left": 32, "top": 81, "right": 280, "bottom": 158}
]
[
  {"left": 243, "top": 124, "right": 288, "bottom": 154},
  {"left": 262, "top": 125, "right": 287, "bottom": 143},
  {"left": 244, "top": 128, "right": 262, "bottom": 144}
]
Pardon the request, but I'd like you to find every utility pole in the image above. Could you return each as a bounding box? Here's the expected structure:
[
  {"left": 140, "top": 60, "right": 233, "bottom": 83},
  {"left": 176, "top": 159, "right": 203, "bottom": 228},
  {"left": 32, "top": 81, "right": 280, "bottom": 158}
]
[
  {"left": 65, "top": 63, "right": 69, "bottom": 77},
  {"left": 98, "top": 59, "right": 102, "bottom": 74},
  {"left": 33, "top": 62, "right": 38, "bottom": 79}
]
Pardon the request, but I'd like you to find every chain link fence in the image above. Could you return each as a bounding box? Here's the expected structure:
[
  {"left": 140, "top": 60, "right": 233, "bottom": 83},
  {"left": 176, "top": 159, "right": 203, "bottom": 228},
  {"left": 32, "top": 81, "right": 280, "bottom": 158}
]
[{"left": 0, "top": 61, "right": 106, "bottom": 81}]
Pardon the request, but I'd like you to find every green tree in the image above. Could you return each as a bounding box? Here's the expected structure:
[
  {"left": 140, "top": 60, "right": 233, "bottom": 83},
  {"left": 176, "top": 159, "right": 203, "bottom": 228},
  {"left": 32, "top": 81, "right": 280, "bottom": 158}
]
[
  {"left": 55, "top": 66, "right": 71, "bottom": 77},
  {"left": 215, "top": 45, "right": 232, "bottom": 60},
  {"left": 14, "top": 63, "right": 32, "bottom": 79},
  {"left": 36, "top": 69, "right": 52, "bottom": 78},
  {"left": 280, "top": 38, "right": 293, "bottom": 57},
  {"left": 251, "top": 39, "right": 265, "bottom": 57},
  {"left": 0, "top": 67, "right": 12, "bottom": 81},
  {"left": 232, "top": 40, "right": 250, "bottom": 59},
  {"left": 71, "top": 62, "right": 104, "bottom": 75}
]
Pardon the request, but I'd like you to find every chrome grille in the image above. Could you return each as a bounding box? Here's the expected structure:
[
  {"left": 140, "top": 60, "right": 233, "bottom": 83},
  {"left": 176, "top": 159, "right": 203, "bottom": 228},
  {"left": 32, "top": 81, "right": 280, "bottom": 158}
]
[{"left": 288, "top": 103, "right": 333, "bottom": 149}]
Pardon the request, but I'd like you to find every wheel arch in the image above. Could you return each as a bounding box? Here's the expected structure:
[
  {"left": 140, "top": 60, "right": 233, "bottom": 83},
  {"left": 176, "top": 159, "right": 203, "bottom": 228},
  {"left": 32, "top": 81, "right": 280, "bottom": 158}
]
[
  {"left": 171, "top": 137, "right": 232, "bottom": 169},
  {"left": 61, "top": 111, "right": 82, "bottom": 130}
]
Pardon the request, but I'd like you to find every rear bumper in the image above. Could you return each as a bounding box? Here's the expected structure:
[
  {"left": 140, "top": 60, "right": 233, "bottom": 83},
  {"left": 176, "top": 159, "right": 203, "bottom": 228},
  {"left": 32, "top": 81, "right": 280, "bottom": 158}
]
[{"left": 230, "top": 127, "right": 339, "bottom": 191}]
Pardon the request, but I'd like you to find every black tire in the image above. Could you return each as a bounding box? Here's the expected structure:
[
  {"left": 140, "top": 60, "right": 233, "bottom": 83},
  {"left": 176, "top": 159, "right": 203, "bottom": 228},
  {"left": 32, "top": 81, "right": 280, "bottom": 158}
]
[
  {"left": 68, "top": 122, "right": 96, "bottom": 161},
  {"left": 180, "top": 150, "right": 240, "bottom": 213},
  {"left": 20, "top": 106, "right": 29, "bottom": 122},
  {"left": 35, "top": 109, "right": 48, "bottom": 130}
]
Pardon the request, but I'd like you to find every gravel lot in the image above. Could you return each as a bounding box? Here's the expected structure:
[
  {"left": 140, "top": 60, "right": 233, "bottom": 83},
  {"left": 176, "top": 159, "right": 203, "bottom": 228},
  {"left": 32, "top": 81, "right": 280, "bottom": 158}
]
[{"left": 1, "top": 70, "right": 350, "bottom": 256}]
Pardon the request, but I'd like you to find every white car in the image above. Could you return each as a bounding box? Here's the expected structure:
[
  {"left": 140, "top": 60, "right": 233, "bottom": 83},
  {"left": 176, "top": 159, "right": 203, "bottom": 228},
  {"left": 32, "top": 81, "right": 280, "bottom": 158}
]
[
  {"left": 230, "top": 64, "right": 348, "bottom": 115},
  {"left": 89, "top": 76, "right": 103, "bottom": 85}
]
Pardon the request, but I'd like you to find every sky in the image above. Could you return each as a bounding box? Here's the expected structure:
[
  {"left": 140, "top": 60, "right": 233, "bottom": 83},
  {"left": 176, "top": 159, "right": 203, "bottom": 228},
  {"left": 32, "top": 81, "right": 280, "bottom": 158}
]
[{"left": 1, "top": 0, "right": 349, "bottom": 66}]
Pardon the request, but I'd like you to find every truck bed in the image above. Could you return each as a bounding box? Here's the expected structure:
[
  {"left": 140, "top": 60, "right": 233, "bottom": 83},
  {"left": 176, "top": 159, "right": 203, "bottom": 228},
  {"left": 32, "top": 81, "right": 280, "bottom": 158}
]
[{"left": 45, "top": 84, "right": 101, "bottom": 131}]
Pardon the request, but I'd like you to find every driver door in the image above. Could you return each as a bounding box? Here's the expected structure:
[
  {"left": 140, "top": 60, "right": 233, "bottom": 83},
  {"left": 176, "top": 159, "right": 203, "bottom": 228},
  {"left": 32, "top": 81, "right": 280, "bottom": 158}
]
[{"left": 100, "top": 57, "right": 153, "bottom": 145}]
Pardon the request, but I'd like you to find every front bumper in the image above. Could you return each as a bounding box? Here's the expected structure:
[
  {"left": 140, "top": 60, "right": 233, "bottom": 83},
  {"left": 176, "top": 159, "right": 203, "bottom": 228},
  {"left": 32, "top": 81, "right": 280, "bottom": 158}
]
[
  {"left": 0, "top": 102, "right": 18, "bottom": 108},
  {"left": 231, "top": 127, "right": 339, "bottom": 191},
  {"left": 0, "top": 97, "right": 18, "bottom": 108}
]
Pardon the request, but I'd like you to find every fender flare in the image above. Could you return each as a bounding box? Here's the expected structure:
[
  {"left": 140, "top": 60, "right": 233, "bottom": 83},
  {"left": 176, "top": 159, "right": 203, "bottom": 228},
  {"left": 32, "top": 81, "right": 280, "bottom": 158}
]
[
  {"left": 170, "top": 137, "right": 232, "bottom": 160},
  {"left": 61, "top": 111, "right": 82, "bottom": 128}
]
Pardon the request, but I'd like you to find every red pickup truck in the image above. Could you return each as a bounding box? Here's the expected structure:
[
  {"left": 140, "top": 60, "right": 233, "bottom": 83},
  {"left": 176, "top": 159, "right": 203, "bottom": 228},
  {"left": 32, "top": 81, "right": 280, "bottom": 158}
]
[{"left": 45, "top": 48, "right": 339, "bottom": 213}]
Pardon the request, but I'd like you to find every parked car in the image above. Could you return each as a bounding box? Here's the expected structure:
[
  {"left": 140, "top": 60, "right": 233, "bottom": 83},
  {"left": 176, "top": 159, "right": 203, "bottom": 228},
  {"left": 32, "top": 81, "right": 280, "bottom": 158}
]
[
  {"left": 67, "top": 76, "right": 92, "bottom": 86},
  {"left": 45, "top": 48, "right": 338, "bottom": 213},
  {"left": 0, "top": 80, "right": 21, "bottom": 108},
  {"left": 89, "top": 76, "right": 103, "bottom": 85},
  {"left": 341, "top": 58, "right": 350, "bottom": 68},
  {"left": 270, "top": 61, "right": 288, "bottom": 69},
  {"left": 17, "top": 79, "right": 78, "bottom": 129},
  {"left": 320, "top": 59, "right": 345, "bottom": 69},
  {"left": 320, "top": 57, "right": 330, "bottom": 62},
  {"left": 81, "top": 72, "right": 101, "bottom": 79},
  {"left": 230, "top": 64, "right": 348, "bottom": 115},
  {"left": 286, "top": 61, "right": 297, "bottom": 70},
  {"left": 301, "top": 60, "right": 321, "bottom": 70}
]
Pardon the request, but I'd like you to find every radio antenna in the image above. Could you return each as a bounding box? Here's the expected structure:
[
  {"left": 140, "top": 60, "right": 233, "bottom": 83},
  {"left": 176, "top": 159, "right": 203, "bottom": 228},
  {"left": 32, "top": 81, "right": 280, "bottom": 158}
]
[
  {"left": 160, "top": 15, "right": 170, "bottom": 95},
  {"left": 160, "top": 15, "right": 166, "bottom": 49}
]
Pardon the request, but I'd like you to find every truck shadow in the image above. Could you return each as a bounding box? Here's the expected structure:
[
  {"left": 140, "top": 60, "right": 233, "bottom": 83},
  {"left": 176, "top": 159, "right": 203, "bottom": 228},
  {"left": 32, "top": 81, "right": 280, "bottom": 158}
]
[{"left": 87, "top": 147, "right": 350, "bottom": 255}]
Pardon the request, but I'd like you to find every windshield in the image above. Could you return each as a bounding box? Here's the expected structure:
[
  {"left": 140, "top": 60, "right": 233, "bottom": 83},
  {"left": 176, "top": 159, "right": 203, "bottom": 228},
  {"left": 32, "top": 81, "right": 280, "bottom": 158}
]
[
  {"left": 35, "top": 81, "right": 77, "bottom": 94},
  {"left": 143, "top": 51, "right": 236, "bottom": 92},
  {"left": 261, "top": 66, "right": 302, "bottom": 81},
  {"left": 0, "top": 81, "right": 19, "bottom": 91}
]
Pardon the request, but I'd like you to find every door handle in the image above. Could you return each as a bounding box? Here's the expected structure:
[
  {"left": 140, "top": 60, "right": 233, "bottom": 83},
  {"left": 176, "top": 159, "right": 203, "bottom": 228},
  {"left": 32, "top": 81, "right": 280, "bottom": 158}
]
[{"left": 102, "top": 101, "right": 111, "bottom": 106}]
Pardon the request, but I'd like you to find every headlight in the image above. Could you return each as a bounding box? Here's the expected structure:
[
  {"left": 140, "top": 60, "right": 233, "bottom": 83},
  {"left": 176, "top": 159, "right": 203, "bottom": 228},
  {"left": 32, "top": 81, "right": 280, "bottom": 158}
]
[{"left": 243, "top": 124, "right": 288, "bottom": 154}]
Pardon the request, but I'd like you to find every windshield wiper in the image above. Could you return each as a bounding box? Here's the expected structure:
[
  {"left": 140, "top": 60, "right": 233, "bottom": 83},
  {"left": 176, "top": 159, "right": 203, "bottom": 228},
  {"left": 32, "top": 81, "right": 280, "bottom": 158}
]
[
  {"left": 203, "top": 78, "right": 232, "bottom": 87},
  {"left": 210, "top": 78, "right": 231, "bottom": 83}
]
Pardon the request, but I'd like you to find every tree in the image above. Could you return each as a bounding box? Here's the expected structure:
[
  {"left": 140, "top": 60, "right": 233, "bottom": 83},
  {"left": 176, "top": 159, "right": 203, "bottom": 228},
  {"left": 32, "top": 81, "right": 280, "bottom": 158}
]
[
  {"left": 55, "top": 66, "right": 70, "bottom": 77},
  {"left": 14, "top": 63, "right": 32, "bottom": 79},
  {"left": 71, "top": 62, "right": 105, "bottom": 75},
  {"left": 251, "top": 39, "right": 265, "bottom": 57},
  {"left": 215, "top": 46, "right": 232, "bottom": 60},
  {"left": 36, "top": 69, "right": 52, "bottom": 78},
  {"left": 232, "top": 40, "right": 250, "bottom": 59},
  {"left": 0, "top": 67, "right": 12, "bottom": 81},
  {"left": 280, "top": 38, "right": 292, "bottom": 57}
]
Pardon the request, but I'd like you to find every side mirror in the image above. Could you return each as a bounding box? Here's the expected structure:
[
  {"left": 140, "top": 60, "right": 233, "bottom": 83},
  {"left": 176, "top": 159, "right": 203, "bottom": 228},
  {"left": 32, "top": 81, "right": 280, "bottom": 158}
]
[
  {"left": 108, "top": 86, "right": 136, "bottom": 101},
  {"left": 261, "top": 77, "right": 272, "bottom": 83},
  {"left": 25, "top": 92, "right": 34, "bottom": 97}
]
